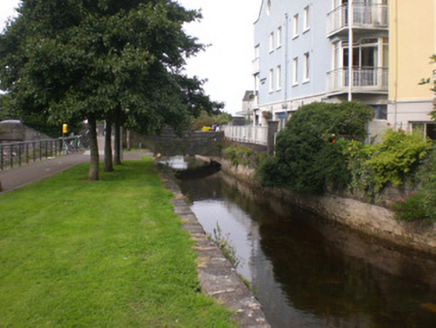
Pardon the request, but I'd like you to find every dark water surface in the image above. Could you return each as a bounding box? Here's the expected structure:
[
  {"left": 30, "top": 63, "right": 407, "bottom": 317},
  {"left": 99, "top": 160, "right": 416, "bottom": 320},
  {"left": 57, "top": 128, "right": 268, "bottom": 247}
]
[{"left": 171, "top": 157, "right": 436, "bottom": 327}]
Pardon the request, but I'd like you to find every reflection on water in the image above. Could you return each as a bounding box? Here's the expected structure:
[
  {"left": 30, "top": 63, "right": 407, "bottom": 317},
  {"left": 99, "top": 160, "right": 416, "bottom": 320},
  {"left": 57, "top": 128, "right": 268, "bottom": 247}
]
[
  {"left": 178, "top": 169, "right": 436, "bottom": 328},
  {"left": 160, "top": 155, "right": 191, "bottom": 170}
]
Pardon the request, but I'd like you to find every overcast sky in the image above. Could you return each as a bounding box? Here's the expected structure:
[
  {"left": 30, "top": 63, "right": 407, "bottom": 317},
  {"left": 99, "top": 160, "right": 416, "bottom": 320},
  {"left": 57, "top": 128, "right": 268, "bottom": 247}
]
[{"left": 0, "top": 0, "right": 262, "bottom": 114}]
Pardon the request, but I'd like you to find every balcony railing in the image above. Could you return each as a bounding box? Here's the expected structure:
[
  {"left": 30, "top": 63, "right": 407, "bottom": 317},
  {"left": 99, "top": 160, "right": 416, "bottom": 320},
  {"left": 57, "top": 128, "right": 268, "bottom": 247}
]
[
  {"left": 327, "top": 67, "right": 388, "bottom": 93},
  {"left": 327, "top": 4, "right": 388, "bottom": 35}
]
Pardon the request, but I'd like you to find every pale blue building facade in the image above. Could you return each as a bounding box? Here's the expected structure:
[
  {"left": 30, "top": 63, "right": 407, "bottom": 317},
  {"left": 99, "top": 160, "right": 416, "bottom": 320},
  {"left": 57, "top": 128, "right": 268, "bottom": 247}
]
[{"left": 252, "top": 0, "right": 389, "bottom": 133}]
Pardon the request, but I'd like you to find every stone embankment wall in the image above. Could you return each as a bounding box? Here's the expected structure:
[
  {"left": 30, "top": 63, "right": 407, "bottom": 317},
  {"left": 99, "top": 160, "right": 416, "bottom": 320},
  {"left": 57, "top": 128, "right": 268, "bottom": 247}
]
[
  {"left": 130, "top": 130, "right": 224, "bottom": 157},
  {"left": 218, "top": 158, "right": 436, "bottom": 256}
]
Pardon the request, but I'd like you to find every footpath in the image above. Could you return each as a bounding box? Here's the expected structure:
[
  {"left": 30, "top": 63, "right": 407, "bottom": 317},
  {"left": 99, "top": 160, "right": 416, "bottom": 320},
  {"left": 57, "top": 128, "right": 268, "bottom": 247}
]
[
  {"left": 0, "top": 135, "right": 142, "bottom": 192},
  {"left": 0, "top": 148, "right": 141, "bottom": 193}
]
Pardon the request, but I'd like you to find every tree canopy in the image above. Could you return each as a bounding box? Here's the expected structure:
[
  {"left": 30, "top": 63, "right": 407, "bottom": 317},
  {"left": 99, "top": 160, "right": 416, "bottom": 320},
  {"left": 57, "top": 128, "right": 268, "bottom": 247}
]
[{"left": 0, "top": 0, "right": 221, "bottom": 179}]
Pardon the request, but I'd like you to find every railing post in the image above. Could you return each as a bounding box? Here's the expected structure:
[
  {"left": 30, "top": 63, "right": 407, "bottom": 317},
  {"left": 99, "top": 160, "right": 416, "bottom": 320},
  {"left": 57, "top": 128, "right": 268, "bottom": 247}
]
[
  {"left": 18, "top": 144, "right": 22, "bottom": 167},
  {"left": 33, "top": 142, "right": 36, "bottom": 163},
  {"left": 39, "top": 140, "right": 42, "bottom": 161},
  {"left": 10, "top": 144, "right": 14, "bottom": 169},
  {"left": 0, "top": 145, "right": 3, "bottom": 171},
  {"left": 267, "top": 121, "right": 279, "bottom": 156}
]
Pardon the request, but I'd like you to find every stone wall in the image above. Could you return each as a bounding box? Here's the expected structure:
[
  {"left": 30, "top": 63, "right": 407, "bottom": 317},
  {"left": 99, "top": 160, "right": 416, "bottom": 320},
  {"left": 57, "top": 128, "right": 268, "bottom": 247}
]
[
  {"left": 0, "top": 121, "right": 25, "bottom": 142},
  {"left": 130, "top": 129, "right": 224, "bottom": 157},
  {"left": 218, "top": 158, "right": 436, "bottom": 256},
  {"left": 0, "top": 121, "right": 52, "bottom": 143}
]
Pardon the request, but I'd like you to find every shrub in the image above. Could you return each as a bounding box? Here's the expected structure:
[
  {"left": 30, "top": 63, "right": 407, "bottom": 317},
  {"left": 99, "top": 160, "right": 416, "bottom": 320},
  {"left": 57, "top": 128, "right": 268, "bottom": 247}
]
[
  {"left": 223, "top": 144, "right": 266, "bottom": 169},
  {"left": 416, "top": 148, "right": 436, "bottom": 221},
  {"left": 390, "top": 193, "right": 428, "bottom": 221},
  {"left": 390, "top": 148, "right": 436, "bottom": 222},
  {"left": 339, "top": 139, "right": 377, "bottom": 198},
  {"left": 258, "top": 101, "right": 373, "bottom": 193},
  {"left": 365, "top": 129, "right": 432, "bottom": 190}
]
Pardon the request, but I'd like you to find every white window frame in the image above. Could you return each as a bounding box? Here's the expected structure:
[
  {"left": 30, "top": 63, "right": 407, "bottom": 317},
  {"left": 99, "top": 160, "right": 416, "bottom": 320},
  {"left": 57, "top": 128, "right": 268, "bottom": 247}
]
[
  {"left": 269, "top": 32, "right": 274, "bottom": 52},
  {"left": 269, "top": 69, "right": 274, "bottom": 92},
  {"left": 292, "top": 57, "right": 299, "bottom": 85},
  {"left": 303, "top": 52, "right": 310, "bottom": 82},
  {"left": 276, "top": 65, "right": 282, "bottom": 90},
  {"left": 303, "top": 6, "right": 310, "bottom": 32},
  {"left": 293, "top": 14, "right": 299, "bottom": 38},
  {"left": 277, "top": 26, "right": 282, "bottom": 49}
]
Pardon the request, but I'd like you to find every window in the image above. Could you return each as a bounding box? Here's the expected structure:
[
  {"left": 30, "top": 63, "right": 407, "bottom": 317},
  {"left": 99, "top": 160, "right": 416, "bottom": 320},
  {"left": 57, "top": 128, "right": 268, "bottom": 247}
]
[
  {"left": 276, "top": 66, "right": 282, "bottom": 90},
  {"left": 372, "top": 105, "right": 387, "bottom": 120},
  {"left": 293, "top": 14, "right": 299, "bottom": 38},
  {"left": 293, "top": 57, "right": 298, "bottom": 85},
  {"left": 277, "top": 27, "right": 282, "bottom": 48},
  {"left": 269, "top": 32, "right": 274, "bottom": 52},
  {"left": 269, "top": 69, "right": 274, "bottom": 92},
  {"left": 303, "top": 52, "right": 310, "bottom": 81},
  {"left": 267, "top": 0, "right": 271, "bottom": 16},
  {"left": 412, "top": 122, "right": 436, "bottom": 140},
  {"left": 303, "top": 6, "right": 310, "bottom": 31}
]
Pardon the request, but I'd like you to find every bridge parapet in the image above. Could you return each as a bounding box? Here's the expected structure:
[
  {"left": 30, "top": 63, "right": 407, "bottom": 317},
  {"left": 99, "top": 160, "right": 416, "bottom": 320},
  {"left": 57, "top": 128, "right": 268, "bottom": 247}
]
[{"left": 129, "top": 129, "right": 224, "bottom": 157}]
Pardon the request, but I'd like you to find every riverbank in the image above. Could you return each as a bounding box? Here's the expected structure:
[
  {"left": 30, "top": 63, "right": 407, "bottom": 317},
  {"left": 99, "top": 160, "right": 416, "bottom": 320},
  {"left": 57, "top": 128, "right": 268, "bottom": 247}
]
[
  {"left": 217, "top": 158, "right": 436, "bottom": 257},
  {"left": 0, "top": 160, "right": 236, "bottom": 327},
  {"left": 160, "top": 170, "right": 270, "bottom": 328}
]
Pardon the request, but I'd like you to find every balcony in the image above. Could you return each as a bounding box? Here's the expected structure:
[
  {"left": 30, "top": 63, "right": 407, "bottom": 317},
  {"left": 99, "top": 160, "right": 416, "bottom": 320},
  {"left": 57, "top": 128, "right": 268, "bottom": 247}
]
[
  {"left": 327, "top": 4, "right": 388, "bottom": 36},
  {"left": 327, "top": 67, "right": 388, "bottom": 93}
]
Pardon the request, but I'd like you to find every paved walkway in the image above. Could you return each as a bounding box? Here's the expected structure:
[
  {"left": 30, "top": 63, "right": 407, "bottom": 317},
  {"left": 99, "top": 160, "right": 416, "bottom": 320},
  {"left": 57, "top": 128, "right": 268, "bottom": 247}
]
[{"left": 0, "top": 141, "right": 143, "bottom": 193}]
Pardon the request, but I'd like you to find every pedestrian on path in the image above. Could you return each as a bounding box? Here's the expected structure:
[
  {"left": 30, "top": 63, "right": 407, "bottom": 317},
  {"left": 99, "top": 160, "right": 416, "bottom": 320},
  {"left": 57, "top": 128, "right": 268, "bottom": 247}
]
[{"left": 0, "top": 178, "right": 3, "bottom": 192}]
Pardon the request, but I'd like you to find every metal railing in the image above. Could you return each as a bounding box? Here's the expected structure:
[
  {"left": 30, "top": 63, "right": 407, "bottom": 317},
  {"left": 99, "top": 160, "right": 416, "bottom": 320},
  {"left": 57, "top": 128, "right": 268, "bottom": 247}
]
[
  {"left": 0, "top": 136, "right": 84, "bottom": 171},
  {"left": 327, "top": 4, "right": 388, "bottom": 35},
  {"left": 222, "top": 125, "right": 268, "bottom": 145},
  {"left": 327, "top": 67, "right": 388, "bottom": 92}
]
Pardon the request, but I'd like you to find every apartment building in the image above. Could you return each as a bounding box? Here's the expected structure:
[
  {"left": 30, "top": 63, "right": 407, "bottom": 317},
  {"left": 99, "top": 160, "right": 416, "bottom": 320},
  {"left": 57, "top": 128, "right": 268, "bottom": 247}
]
[
  {"left": 252, "top": 0, "right": 390, "bottom": 138},
  {"left": 388, "top": 0, "right": 436, "bottom": 140}
]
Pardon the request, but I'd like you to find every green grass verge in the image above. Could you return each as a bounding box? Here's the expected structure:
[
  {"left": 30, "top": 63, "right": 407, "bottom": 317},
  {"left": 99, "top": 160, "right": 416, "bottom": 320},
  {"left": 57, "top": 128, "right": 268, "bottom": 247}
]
[{"left": 0, "top": 159, "right": 235, "bottom": 327}]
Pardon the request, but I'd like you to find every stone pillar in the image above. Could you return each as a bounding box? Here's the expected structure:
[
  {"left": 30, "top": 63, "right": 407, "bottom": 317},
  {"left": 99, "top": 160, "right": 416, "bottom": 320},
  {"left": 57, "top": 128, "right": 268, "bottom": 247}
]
[
  {"left": 267, "top": 120, "right": 279, "bottom": 156},
  {"left": 0, "top": 122, "right": 25, "bottom": 142}
]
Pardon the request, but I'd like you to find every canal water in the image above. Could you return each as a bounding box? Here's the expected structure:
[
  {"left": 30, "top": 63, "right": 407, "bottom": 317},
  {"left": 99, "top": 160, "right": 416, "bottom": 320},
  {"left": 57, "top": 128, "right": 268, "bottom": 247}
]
[{"left": 165, "top": 156, "right": 436, "bottom": 327}]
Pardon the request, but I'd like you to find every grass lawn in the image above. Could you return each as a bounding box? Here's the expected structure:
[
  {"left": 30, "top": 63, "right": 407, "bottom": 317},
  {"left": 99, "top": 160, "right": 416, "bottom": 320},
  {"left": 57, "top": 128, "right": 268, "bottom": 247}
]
[{"left": 0, "top": 159, "right": 235, "bottom": 327}]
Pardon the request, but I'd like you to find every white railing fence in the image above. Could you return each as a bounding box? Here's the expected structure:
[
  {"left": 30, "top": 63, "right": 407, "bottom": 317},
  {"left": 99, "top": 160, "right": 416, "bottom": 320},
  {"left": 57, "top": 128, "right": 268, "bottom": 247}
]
[{"left": 222, "top": 125, "right": 268, "bottom": 145}]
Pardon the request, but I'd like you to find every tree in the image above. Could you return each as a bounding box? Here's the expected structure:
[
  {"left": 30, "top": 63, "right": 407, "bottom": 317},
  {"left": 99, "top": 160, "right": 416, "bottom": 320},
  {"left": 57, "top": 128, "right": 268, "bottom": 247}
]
[{"left": 0, "top": 0, "right": 217, "bottom": 180}]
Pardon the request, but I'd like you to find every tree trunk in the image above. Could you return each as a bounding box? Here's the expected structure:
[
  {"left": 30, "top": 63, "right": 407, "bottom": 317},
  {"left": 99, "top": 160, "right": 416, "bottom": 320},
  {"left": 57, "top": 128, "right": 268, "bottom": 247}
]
[
  {"left": 88, "top": 114, "right": 100, "bottom": 181},
  {"left": 104, "top": 116, "right": 114, "bottom": 172},
  {"left": 113, "top": 108, "right": 122, "bottom": 165}
]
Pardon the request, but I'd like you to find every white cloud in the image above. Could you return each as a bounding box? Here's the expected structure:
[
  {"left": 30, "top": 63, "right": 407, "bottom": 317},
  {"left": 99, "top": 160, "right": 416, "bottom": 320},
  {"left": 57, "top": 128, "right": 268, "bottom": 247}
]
[{"left": 179, "top": 0, "right": 261, "bottom": 114}]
